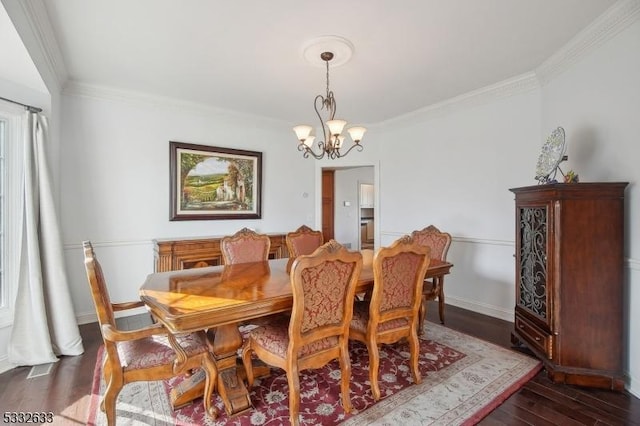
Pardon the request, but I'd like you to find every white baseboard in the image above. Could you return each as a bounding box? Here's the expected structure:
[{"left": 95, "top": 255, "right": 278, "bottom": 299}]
[
  {"left": 445, "top": 295, "right": 514, "bottom": 323},
  {"left": 628, "top": 374, "right": 639, "bottom": 399},
  {"left": 76, "top": 306, "right": 149, "bottom": 325},
  {"left": 76, "top": 311, "right": 97, "bottom": 325}
]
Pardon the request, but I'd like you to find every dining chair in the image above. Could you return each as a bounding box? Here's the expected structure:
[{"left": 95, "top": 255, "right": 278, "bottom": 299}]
[
  {"left": 241, "top": 240, "right": 362, "bottom": 426},
  {"left": 286, "top": 224, "right": 324, "bottom": 257},
  {"left": 221, "top": 227, "right": 271, "bottom": 264},
  {"left": 411, "top": 225, "right": 452, "bottom": 330},
  {"left": 285, "top": 225, "right": 323, "bottom": 272},
  {"left": 82, "top": 241, "right": 218, "bottom": 425},
  {"left": 349, "top": 235, "right": 430, "bottom": 401}
]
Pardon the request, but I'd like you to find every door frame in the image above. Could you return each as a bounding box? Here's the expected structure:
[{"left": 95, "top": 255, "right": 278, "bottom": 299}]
[{"left": 315, "top": 161, "right": 379, "bottom": 250}]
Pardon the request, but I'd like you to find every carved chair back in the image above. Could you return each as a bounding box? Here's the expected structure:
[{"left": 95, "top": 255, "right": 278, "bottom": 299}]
[
  {"left": 221, "top": 227, "right": 271, "bottom": 264},
  {"left": 410, "top": 225, "right": 451, "bottom": 261},
  {"left": 286, "top": 225, "right": 324, "bottom": 258}
]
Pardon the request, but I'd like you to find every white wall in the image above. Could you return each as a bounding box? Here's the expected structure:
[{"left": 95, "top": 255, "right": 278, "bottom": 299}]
[
  {"left": 59, "top": 92, "right": 316, "bottom": 322},
  {"left": 539, "top": 18, "right": 640, "bottom": 398},
  {"left": 375, "top": 81, "right": 541, "bottom": 321}
]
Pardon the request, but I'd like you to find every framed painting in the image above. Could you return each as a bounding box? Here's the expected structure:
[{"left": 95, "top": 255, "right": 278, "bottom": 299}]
[{"left": 169, "top": 141, "right": 262, "bottom": 220}]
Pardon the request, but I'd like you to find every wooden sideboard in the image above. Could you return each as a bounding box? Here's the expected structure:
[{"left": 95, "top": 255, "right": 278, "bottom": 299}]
[
  {"left": 153, "top": 234, "right": 289, "bottom": 272},
  {"left": 510, "top": 182, "right": 627, "bottom": 390}
]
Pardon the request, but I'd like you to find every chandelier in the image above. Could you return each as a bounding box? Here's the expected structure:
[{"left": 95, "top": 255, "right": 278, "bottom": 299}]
[{"left": 293, "top": 50, "right": 366, "bottom": 160}]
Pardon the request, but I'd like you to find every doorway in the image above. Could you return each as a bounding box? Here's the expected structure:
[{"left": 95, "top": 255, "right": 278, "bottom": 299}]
[{"left": 321, "top": 166, "right": 375, "bottom": 250}]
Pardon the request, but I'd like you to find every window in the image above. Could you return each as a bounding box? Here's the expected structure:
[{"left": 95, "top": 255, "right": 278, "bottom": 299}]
[{"left": 0, "top": 102, "right": 24, "bottom": 327}]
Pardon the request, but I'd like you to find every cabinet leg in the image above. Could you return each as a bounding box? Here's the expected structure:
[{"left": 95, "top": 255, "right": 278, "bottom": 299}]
[{"left": 510, "top": 332, "right": 523, "bottom": 347}]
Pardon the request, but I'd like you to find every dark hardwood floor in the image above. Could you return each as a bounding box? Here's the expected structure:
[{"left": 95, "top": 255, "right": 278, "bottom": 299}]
[{"left": 0, "top": 302, "right": 638, "bottom": 425}]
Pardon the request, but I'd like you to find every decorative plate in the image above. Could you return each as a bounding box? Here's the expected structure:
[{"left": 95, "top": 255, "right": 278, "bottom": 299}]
[{"left": 535, "top": 127, "right": 566, "bottom": 183}]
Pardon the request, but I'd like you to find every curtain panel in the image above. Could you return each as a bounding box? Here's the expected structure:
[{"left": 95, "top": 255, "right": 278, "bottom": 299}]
[{"left": 8, "top": 111, "right": 83, "bottom": 366}]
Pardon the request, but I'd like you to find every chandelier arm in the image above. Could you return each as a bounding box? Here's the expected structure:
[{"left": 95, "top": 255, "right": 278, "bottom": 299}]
[
  {"left": 302, "top": 149, "right": 323, "bottom": 160},
  {"left": 314, "top": 94, "right": 330, "bottom": 150},
  {"left": 335, "top": 142, "right": 364, "bottom": 158},
  {"left": 298, "top": 141, "right": 326, "bottom": 160}
]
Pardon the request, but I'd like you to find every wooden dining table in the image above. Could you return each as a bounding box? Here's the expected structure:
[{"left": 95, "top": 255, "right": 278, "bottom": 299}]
[{"left": 140, "top": 256, "right": 453, "bottom": 416}]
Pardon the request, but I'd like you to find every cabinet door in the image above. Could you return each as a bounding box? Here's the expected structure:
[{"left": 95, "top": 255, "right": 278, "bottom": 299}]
[
  {"left": 360, "top": 184, "right": 374, "bottom": 207},
  {"left": 515, "top": 204, "right": 552, "bottom": 329},
  {"left": 366, "top": 220, "right": 374, "bottom": 240}
]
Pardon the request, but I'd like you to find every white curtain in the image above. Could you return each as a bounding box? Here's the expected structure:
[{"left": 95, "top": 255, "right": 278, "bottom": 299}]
[{"left": 8, "top": 111, "right": 84, "bottom": 365}]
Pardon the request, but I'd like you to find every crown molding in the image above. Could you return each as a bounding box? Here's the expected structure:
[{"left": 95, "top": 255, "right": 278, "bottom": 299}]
[
  {"left": 375, "top": 0, "right": 640, "bottom": 129},
  {"left": 3, "top": 0, "right": 68, "bottom": 93},
  {"left": 374, "top": 72, "right": 540, "bottom": 129},
  {"left": 63, "top": 80, "right": 290, "bottom": 128},
  {"left": 536, "top": 0, "right": 640, "bottom": 85}
]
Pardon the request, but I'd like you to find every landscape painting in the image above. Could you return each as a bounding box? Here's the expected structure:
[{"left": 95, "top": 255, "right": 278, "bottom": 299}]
[{"left": 169, "top": 142, "right": 262, "bottom": 220}]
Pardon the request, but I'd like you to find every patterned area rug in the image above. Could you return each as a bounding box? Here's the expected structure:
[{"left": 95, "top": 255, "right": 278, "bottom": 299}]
[{"left": 87, "top": 322, "right": 541, "bottom": 425}]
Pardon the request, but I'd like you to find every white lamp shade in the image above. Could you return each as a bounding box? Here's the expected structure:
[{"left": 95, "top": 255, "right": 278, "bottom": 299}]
[
  {"left": 347, "top": 126, "right": 366, "bottom": 142},
  {"left": 335, "top": 135, "right": 345, "bottom": 148},
  {"left": 293, "top": 125, "right": 313, "bottom": 141},
  {"left": 303, "top": 136, "right": 315, "bottom": 148},
  {"left": 326, "top": 119, "right": 347, "bottom": 136}
]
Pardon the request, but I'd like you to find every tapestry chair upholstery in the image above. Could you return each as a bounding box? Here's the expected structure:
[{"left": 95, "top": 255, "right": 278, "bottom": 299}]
[
  {"left": 241, "top": 240, "right": 362, "bottom": 426},
  {"left": 285, "top": 225, "right": 324, "bottom": 272},
  {"left": 221, "top": 227, "right": 271, "bottom": 265},
  {"left": 411, "top": 225, "right": 452, "bottom": 330},
  {"left": 349, "top": 235, "right": 430, "bottom": 401},
  {"left": 82, "top": 241, "right": 218, "bottom": 425}
]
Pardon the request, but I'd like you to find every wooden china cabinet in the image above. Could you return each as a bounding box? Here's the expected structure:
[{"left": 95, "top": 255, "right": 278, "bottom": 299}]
[{"left": 510, "top": 182, "right": 627, "bottom": 390}]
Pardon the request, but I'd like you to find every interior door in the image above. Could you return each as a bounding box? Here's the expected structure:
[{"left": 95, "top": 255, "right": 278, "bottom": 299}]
[{"left": 321, "top": 170, "right": 335, "bottom": 241}]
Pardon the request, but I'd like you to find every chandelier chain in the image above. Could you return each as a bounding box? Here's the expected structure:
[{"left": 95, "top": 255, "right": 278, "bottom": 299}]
[{"left": 326, "top": 59, "right": 330, "bottom": 98}]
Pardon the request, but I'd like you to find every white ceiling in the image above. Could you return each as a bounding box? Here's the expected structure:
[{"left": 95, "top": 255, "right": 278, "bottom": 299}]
[{"left": 8, "top": 0, "right": 619, "bottom": 124}]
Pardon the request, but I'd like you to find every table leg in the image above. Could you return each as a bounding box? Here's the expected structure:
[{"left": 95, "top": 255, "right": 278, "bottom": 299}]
[
  {"left": 168, "top": 323, "right": 272, "bottom": 415},
  {"left": 212, "top": 323, "right": 252, "bottom": 416},
  {"left": 169, "top": 368, "right": 207, "bottom": 409},
  {"left": 437, "top": 276, "right": 445, "bottom": 324}
]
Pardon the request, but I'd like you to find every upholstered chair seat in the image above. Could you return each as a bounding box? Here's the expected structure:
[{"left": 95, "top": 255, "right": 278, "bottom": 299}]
[
  {"left": 350, "top": 302, "right": 410, "bottom": 333},
  {"left": 245, "top": 316, "right": 340, "bottom": 358},
  {"left": 116, "top": 332, "right": 209, "bottom": 371}
]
